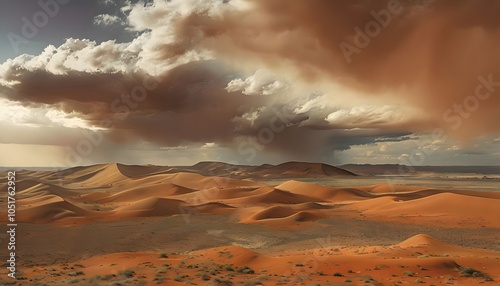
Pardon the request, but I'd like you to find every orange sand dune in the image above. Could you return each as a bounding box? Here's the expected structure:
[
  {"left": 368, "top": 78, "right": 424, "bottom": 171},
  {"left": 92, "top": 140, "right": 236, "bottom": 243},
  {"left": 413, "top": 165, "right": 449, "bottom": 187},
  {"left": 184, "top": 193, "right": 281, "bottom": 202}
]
[
  {"left": 114, "top": 163, "right": 176, "bottom": 178},
  {"left": 241, "top": 205, "right": 326, "bottom": 227},
  {"left": 358, "top": 184, "right": 423, "bottom": 193},
  {"left": 112, "top": 197, "right": 187, "bottom": 218},
  {"left": 16, "top": 198, "right": 91, "bottom": 223},
  {"left": 2, "top": 164, "right": 498, "bottom": 230},
  {"left": 398, "top": 233, "right": 453, "bottom": 248},
  {"left": 17, "top": 234, "right": 498, "bottom": 285},
  {"left": 245, "top": 206, "right": 298, "bottom": 221},
  {"left": 61, "top": 164, "right": 130, "bottom": 186},
  {"left": 17, "top": 194, "right": 63, "bottom": 207},
  {"left": 93, "top": 183, "right": 197, "bottom": 203},
  {"left": 270, "top": 161, "right": 357, "bottom": 177},
  {"left": 345, "top": 192, "right": 500, "bottom": 227},
  {"left": 242, "top": 206, "right": 321, "bottom": 222},
  {"left": 275, "top": 180, "right": 375, "bottom": 201},
  {"left": 16, "top": 181, "right": 79, "bottom": 198},
  {"left": 225, "top": 188, "right": 321, "bottom": 205},
  {"left": 190, "top": 202, "right": 236, "bottom": 215},
  {"left": 360, "top": 184, "right": 500, "bottom": 199},
  {"left": 287, "top": 201, "right": 331, "bottom": 211},
  {"left": 186, "top": 161, "right": 357, "bottom": 178}
]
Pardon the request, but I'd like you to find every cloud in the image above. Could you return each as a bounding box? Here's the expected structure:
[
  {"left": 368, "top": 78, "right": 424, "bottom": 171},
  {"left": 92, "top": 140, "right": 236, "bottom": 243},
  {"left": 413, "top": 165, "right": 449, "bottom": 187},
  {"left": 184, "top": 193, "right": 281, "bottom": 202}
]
[
  {"left": 94, "top": 14, "right": 123, "bottom": 26},
  {"left": 1, "top": 0, "right": 499, "bottom": 165},
  {"left": 99, "top": 0, "right": 116, "bottom": 6},
  {"left": 325, "top": 105, "right": 405, "bottom": 128},
  {"left": 182, "top": 0, "right": 500, "bottom": 139},
  {"left": 226, "top": 70, "right": 288, "bottom": 96}
]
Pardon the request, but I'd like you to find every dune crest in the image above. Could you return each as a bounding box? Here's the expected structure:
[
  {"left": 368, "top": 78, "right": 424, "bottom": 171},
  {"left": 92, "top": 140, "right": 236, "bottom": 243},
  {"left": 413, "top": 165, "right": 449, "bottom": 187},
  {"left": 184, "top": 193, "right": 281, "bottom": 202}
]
[{"left": 398, "top": 234, "right": 450, "bottom": 248}]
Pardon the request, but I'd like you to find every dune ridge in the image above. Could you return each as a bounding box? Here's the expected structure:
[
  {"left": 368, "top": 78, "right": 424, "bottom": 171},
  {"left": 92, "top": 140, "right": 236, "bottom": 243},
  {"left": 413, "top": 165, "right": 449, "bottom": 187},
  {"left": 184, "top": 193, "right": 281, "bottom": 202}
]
[{"left": 1, "top": 163, "right": 498, "bottom": 229}]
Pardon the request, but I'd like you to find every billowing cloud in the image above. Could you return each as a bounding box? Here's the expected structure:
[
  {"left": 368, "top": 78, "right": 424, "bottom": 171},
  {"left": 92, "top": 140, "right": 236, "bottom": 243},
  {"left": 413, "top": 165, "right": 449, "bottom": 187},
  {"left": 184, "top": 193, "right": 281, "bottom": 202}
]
[
  {"left": 0, "top": 0, "right": 499, "bottom": 166},
  {"left": 93, "top": 14, "right": 123, "bottom": 26},
  {"left": 226, "top": 70, "right": 288, "bottom": 96}
]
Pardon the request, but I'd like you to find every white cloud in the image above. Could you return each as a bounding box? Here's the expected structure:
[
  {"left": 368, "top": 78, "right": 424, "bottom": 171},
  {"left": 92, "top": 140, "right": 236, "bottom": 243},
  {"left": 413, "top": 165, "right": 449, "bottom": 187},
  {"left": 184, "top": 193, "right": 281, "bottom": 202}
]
[
  {"left": 93, "top": 14, "right": 123, "bottom": 26},
  {"left": 99, "top": 0, "right": 115, "bottom": 6},
  {"left": 0, "top": 98, "right": 101, "bottom": 130},
  {"left": 202, "top": 142, "right": 217, "bottom": 149},
  {"left": 326, "top": 105, "right": 405, "bottom": 128},
  {"left": 45, "top": 110, "right": 104, "bottom": 131},
  {"left": 226, "top": 70, "right": 288, "bottom": 96},
  {"left": 294, "top": 94, "right": 327, "bottom": 114}
]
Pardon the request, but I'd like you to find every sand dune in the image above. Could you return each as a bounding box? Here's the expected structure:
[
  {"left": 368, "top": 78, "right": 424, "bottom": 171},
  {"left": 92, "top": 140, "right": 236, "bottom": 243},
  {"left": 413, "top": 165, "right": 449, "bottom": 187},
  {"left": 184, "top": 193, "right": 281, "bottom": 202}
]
[
  {"left": 180, "top": 161, "right": 357, "bottom": 178},
  {"left": 346, "top": 192, "right": 500, "bottom": 227},
  {"left": 62, "top": 163, "right": 130, "bottom": 186},
  {"left": 360, "top": 184, "right": 500, "bottom": 199},
  {"left": 16, "top": 181, "right": 79, "bottom": 198},
  {"left": 398, "top": 234, "right": 452, "bottom": 248},
  {"left": 271, "top": 161, "right": 357, "bottom": 177},
  {"left": 112, "top": 197, "right": 187, "bottom": 218},
  {"left": 2, "top": 161, "right": 499, "bottom": 286},
  {"left": 114, "top": 163, "right": 176, "bottom": 178},
  {"left": 2, "top": 163, "right": 498, "bottom": 230},
  {"left": 225, "top": 188, "right": 321, "bottom": 205},
  {"left": 93, "top": 183, "right": 197, "bottom": 203},
  {"left": 15, "top": 233, "right": 498, "bottom": 285},
  {"left": 246, "top": 206, "right": 298, "bottom": 221},
  {"left": 16, "top": 198, "right": 91, "bottom": 223},
  {"left": 240, "top": 205, "right": 326, "bottom": 228},
  {"left": 1, "top": 163, "right": 498, "bottom": 285},
  {"left": 276, "top": 180, "right": 375, "bottom": 201},
  {"left": 190, "top": 202, "right": 235, "bottom": 215}
]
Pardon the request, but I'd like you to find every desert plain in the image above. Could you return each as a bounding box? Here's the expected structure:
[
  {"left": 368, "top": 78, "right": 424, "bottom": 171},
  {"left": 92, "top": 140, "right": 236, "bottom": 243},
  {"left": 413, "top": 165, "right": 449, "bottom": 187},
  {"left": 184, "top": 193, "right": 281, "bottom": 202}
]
[{"left": 0, "top": 162, "right": 499, "bottom": 286}]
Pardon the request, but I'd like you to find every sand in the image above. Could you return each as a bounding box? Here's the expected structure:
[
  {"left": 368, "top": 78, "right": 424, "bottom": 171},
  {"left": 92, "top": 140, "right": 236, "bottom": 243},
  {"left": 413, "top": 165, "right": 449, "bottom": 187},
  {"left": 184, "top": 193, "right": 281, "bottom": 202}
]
[{"left": 0, "top": 162, "right": 498, "bottom": 285}]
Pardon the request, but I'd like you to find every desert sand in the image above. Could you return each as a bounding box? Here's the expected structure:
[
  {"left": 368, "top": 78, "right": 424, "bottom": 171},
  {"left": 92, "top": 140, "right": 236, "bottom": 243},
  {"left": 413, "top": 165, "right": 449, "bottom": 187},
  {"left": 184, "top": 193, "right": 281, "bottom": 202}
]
[{"left": 0, "top": 162, "right": 498, "bottom": 285}]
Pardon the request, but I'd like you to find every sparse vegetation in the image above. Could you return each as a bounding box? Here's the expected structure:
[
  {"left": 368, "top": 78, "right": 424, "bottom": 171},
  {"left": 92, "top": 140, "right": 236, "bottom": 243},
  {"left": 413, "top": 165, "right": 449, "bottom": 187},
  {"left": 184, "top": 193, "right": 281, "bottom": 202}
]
[
  {"left": 156, "top": 268, "right": 167, "bottom": 274},
  {"left": 238, "top": 266, "right": 255, "bottom": 274},
  {"left": 174, "top": 275, "right": 188, "bottom": 282},
  {"left": 213, "top": 277, "right": 233, "bottom": 285},
  {"left": 201, "top": 273, "right": 211, "bottom": 281},
  {"left": 333, "top": 272, "right": 343, "bottom": 277},
  {"left": 459, "top": 266, "right": 493, "bottom": 281},
  {"left": 119, "top": 269, "right": 135, "bottom": 278},
  {"left": 225, "top": 265, "right": 234, "bottom": 271},
  {"left": 244, "top": 281, "right": 262, "bottom": 286}
]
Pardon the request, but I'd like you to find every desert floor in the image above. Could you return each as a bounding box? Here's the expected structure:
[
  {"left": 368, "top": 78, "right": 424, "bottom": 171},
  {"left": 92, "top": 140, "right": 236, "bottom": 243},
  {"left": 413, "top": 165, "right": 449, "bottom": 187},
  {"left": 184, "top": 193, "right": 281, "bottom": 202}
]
[{"left": 0, "top": 163, "right": 498, "bottom": 285}]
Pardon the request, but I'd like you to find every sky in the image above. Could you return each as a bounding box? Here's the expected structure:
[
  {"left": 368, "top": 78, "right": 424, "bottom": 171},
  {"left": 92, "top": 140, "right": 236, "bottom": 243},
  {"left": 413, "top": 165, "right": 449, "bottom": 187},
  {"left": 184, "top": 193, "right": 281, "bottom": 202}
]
[{"left": 0, "top": 0, "right": 499, "bottom": 167}]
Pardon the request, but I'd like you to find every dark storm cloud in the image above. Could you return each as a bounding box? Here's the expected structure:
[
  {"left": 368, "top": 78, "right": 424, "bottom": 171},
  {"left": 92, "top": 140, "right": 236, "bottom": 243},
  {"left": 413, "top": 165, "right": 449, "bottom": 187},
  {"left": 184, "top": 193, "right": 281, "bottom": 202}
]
[{"left": 1, "top": 60, "right": 265, "bottom": 146}]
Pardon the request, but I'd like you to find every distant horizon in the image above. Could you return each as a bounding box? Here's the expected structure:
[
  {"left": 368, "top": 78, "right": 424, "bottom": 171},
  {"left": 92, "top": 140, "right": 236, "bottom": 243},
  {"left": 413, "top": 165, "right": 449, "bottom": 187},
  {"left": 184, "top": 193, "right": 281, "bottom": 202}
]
[{"left": 2, "top": 160, "right": 500, "bottom": 170}]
